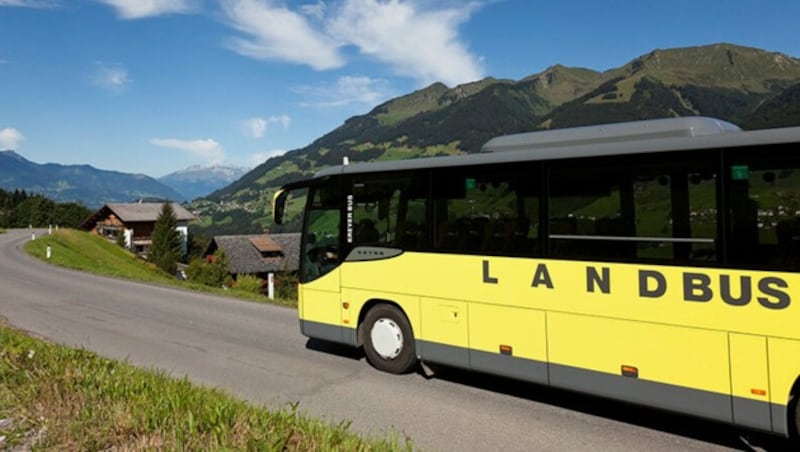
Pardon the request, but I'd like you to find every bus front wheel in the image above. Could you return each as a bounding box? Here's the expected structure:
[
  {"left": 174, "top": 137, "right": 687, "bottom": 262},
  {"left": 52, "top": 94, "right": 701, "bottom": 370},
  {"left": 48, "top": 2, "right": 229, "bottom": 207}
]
[{"left": 362, "top": 304, "right": 417, "bottom": 374}]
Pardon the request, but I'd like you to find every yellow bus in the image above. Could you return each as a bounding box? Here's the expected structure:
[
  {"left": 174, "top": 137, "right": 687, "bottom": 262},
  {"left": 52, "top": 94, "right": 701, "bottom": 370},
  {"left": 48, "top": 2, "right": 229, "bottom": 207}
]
[{"left": 273, "top": 117, "right": 800, "bottom": 438}]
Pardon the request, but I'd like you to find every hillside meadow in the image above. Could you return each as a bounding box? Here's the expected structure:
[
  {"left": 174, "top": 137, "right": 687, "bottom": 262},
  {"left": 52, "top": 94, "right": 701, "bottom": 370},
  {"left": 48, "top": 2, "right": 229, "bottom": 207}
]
[{"left": 23, "top": 228, "right": 296, "bottom": 307}]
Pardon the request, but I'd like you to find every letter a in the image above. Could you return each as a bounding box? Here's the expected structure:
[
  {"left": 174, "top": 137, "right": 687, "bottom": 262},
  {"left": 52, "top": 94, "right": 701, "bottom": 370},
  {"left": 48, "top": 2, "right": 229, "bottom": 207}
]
[{"left": 531, "top": 264, "right": 554, "bottom": 289}]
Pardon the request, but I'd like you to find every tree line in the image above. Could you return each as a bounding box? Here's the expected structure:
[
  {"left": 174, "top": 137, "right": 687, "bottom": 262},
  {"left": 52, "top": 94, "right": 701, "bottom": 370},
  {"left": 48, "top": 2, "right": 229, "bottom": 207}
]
[{"left": 0, "top": 189, "right": 92, "bottom": 229}]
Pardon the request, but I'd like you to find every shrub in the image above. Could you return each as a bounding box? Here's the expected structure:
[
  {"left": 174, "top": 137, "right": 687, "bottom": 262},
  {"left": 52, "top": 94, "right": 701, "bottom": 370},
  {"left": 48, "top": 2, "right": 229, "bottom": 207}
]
[
  {"left": 186, "top": 250, "right": 231, "bottom": 287},
  {"left": 233, "top": 274, "right": 262, "bottom": 295},
  {"left": 274, "top": 271, "right": 299, "bottom": 301}
]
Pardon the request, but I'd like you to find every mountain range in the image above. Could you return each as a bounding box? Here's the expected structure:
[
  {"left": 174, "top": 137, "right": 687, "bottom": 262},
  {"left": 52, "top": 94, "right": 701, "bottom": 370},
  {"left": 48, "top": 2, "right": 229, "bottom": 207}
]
[
  {"left": 0, "top": 150, "right": 183, "bottom": 207},
  {"left": 0, "top": 151, "right": 249, "bottom": 206},
  {"left": 158, "top": 165, "right": 250, "bottom": 202},
  {"left": 192, "top": 43, "right": 800, "bottom": 235}
]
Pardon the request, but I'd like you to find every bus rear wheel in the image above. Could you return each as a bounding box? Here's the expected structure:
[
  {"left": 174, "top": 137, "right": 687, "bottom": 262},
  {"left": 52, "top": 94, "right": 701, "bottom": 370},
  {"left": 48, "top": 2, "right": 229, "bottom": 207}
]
[
  {"left": 793, "top": 394, "right": 800, "bottom": 440},
  {"left": 362, "top": 304, "right": 416, "bottom": 374}
]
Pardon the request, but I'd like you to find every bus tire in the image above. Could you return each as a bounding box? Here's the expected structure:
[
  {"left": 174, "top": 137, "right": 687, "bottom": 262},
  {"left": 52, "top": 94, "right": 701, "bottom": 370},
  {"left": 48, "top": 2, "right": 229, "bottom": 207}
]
[
  {"left": 793, "top": 394, "right": 800, "bottom": 440},
  {"left": 362, "top": 304, "right": 416, "bottom": 374}
]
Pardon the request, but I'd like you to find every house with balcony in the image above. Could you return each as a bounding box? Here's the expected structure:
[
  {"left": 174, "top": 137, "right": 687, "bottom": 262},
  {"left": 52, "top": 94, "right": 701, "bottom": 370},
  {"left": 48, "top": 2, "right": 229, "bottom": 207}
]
[{"left": 80, "top": 202, "right": 196, "bottom": 256}]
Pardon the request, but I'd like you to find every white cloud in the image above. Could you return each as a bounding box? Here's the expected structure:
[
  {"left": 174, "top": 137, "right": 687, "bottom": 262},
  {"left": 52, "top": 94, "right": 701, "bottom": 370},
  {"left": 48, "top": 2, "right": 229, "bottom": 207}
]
[
  {"left": 326, "top": 0, "right": 484, "bottom": 86},
  {"left": 293, "top": 75, "right": 391, "bottom": 108},
  {"left": 150, "top": 138, "right": 225, "bottom": 164},
  {"left": 241, "top": 115, "right": 291, "bottom": 138},
  {"left": 244, "top": 117, "right": 268, "bottom": 138},
  {"left": 299, "top": 1, "right": 325, "bottom": 21},
  {"left": 250, "top": 149, "right": 286, "bottom": 166},
  {"left": 220, "top": 0, "right": 344, "bottom": 70},
  {"left": 0, "top": 128, "right": 25, "bottom": 150},
  {"left": 92, "top": 62, "right": 131, "bottom": 93},
  {"left": 0, "top": 0, "right": 59, "bottom": 7},
  {"left": 96, "top": 0, "right": 194, "bottom": 19},
  {"left": 219, "top": 0, "right": 484, "bottom": 87}
]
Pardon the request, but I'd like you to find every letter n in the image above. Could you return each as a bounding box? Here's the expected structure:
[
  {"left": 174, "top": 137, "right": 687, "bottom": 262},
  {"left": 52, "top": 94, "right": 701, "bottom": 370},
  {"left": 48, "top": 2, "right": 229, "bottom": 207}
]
[{"left": 586, "top": 266, "right": 610, "bottom": 294}]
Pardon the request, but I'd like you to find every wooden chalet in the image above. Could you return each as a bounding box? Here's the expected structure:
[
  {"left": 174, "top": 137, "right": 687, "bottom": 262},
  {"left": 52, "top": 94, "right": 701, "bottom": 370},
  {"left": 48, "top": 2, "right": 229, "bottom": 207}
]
[
  {"left": 80, "top": 202, "right": 196, "bottom": 255},
  {"left": 204, "top": 233, "right": 300, "bottom": 279}
]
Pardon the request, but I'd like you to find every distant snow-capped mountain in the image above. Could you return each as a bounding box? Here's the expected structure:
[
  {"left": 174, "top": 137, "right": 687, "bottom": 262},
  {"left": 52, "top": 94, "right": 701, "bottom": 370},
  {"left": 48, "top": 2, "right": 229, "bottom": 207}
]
[{"left": 158, "top": 164, "right": 249, "bottom": 201}]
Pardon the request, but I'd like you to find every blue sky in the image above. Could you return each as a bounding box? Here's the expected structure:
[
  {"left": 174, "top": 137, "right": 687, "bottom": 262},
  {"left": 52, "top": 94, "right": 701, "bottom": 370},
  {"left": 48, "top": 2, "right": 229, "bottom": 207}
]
[{"left": 1, "top": 0, "right": 799, "bottom": 178}]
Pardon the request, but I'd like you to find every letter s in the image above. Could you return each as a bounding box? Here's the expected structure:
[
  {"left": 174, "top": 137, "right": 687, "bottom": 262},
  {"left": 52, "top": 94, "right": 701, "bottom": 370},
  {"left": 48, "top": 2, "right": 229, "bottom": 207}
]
[{"left": 758, "top": 277, "right": 790, "bottom": 310}]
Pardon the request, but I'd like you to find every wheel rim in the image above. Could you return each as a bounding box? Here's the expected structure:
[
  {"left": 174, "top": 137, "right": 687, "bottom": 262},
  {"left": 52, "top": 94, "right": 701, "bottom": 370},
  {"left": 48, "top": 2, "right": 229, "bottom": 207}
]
[{"left": 370, "top": 317, "right": 404, "bottom": 360}]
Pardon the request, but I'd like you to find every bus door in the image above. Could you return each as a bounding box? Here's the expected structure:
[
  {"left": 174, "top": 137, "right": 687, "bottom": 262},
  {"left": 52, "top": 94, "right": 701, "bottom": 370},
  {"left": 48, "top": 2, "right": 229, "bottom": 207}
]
[{"left": 299, "top": 177, "right": 344, "bottom": 343}]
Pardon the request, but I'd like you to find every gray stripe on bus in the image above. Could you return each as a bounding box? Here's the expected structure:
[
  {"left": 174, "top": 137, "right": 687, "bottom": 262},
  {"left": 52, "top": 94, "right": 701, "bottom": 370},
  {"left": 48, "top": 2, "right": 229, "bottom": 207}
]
[
  {"left": 416, "top": 340, "right": 470, "bottom": 369},
  {"left": 771, "top": 403, "right": 789, "bottom": 436},
  {"left": 733, "top": 397, "right": 773, "bottom": 432},
  {"left": 549, "top": 361, "right": 734, "bottom": 424},
  {"left": 344, "top": 247, "right": 403, "bottom": 262},
  {"left": 300, "top": 321, "right": 783, "bottom": 435},
  {"left": 468, "top": 348, "right": 549, "bottom": 385},
  {"left": 421, "top": 340, "right": 778, "bottom": 435},
  {"left": 300, "top": 319, "right": 358, "bottom": 346}
]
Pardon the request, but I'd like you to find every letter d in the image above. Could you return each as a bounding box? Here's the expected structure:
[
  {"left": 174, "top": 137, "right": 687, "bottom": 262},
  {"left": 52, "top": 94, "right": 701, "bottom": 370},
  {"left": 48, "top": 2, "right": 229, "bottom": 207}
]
[{"left": 639, "top": 270, "right": 667, "bottom": 298}]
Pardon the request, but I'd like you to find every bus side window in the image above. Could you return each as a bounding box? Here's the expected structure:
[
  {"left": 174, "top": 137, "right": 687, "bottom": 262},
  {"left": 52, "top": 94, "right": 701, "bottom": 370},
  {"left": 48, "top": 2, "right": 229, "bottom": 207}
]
[
  {"left": 548, "top": 154, "right": 718, "bottom": 263},
  {"left": 355, "top": 218, "right": 380, "bottom": 244},
  {"left": 352, "top": 171, "right": 428, "bottom": 250},
  {"left": 432, "top": 164, "right": 540, "bottom": 256},
  {"left": 726, "top": 146, "right": 800, "bottom": 269}
]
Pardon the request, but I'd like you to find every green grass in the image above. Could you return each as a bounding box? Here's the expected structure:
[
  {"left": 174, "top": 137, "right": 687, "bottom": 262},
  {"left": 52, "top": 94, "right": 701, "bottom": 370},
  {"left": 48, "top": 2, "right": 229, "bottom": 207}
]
[
  {"left": 24, "top": 229, "right": 297, "bottom": 307},
  {"left": 0, "top": 319, "right": 410, "bottom": 451}
]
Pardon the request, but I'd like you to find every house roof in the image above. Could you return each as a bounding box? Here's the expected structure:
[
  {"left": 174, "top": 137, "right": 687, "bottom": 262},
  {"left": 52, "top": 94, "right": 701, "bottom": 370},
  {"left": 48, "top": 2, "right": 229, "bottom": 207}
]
[
  {"left": 207, "top": 233, "right": 301, "bottom": 275},
  {"left": 105, "top": 203, "right": 196, "bottom": 222},
  {"left": 249, "top": 235, "right": 281, "bottom": 253},
  {"left": 80, "top": 202, "right": 196, "bottom": 229}
]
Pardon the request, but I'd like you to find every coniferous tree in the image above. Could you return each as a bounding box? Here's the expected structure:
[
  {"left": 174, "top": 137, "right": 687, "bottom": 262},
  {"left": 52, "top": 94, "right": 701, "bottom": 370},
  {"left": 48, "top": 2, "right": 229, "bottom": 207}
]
[{"left": 149, "top": 202, "right": 182, "bottom": 275}]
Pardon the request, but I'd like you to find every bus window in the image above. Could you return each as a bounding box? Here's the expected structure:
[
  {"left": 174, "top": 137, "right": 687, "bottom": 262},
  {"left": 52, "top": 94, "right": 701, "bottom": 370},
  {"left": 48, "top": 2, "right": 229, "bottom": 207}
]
[
  {"left": 726, "top": 146, "right": 800, "bottom": 269},
  {"left": 548, "top": 164, "right": 630, "bottom": 259},
  {"left": 432, "top": 164, "right": 540, "bottom": 256},
  {"left": 302, "top": 179, "right": 340, "bottom": 283},
  {"left": 352, "top": 172, "right": 428, "bottom": 250},
  {"left": 548, "top": 154, "right": 718, "bottom": 263}
]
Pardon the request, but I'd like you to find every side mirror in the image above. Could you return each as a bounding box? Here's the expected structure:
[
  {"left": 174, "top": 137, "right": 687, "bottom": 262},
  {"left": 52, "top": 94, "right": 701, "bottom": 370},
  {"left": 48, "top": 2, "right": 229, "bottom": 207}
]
[{"left": 273, "top": 189, "right": 289, "bottom": 225}]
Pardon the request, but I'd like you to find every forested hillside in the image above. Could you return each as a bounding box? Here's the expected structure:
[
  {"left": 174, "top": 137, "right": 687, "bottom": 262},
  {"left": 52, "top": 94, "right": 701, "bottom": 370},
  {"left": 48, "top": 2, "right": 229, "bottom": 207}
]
[
  {"left": 191, "top": 43, "right": 800, "bottom": 236},
  {"left": 0, "top": 189, "right": 91, "bottom": 229}
]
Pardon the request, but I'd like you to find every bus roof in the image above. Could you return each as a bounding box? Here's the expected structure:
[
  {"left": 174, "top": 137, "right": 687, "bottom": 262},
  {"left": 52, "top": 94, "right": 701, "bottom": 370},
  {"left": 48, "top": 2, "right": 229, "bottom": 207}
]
[
  {"left": 481, "top": 117, "right": 740, "bottom": 152},
  {"left": 312, "top": 117, "right": 800, "bottom": 179}
]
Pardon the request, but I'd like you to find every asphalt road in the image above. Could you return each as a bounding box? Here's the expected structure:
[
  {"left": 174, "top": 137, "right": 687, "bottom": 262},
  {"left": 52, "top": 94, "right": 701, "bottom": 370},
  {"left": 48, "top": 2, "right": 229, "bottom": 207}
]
[{"left": 0, "top": 229, "right": 791, "bottom": 451}]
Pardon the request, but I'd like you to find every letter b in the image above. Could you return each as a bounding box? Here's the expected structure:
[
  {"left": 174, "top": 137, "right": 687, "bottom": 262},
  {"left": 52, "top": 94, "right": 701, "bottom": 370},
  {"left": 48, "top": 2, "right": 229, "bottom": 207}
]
[{"left": 684, "top": 273, "right": 713, "bottom": 302}]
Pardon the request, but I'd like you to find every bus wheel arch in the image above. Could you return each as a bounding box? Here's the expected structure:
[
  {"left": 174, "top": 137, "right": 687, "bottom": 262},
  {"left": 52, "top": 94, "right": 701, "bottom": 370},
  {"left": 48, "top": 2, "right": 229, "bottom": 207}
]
[
  {"left": 358, "top": 301, "right": 417, "bottom": 374},
  {"left": 788, "top": 376, "right": 800, "bottom": 439}
]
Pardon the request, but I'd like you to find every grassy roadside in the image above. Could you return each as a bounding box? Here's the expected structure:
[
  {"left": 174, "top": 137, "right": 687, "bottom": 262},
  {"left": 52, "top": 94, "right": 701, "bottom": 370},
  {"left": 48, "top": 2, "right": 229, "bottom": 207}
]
[
  {"left": 0, "top": 319, "right": 409, "bottom": 450},
  {"left": 23, "top": 229, "right": 297, "bottom": 307},
  {"left": 11, "top": 229, "right": 412, "bottom": 449}
]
